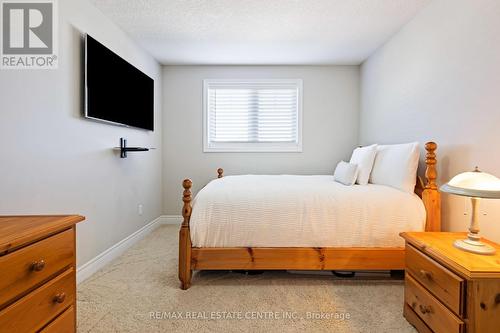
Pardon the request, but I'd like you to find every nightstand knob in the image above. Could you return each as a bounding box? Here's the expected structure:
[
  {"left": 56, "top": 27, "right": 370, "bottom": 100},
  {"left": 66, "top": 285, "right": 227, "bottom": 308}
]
[
  {"left": 419, "top": 269, "right": 433, "bottom": 280},
  {"left": 53, "top": 292, "right": 66, "bottom": 304},
  {"left": 419, "top": 304, "right": 433, "bottom": 314},
  {"left": 31, "top": 260, "right": 46, "bottom": 272}
]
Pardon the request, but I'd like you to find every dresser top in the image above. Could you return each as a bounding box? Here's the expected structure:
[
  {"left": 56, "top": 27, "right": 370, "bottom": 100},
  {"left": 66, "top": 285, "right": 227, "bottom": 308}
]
[
  {"left": 0, "top": 215, "right": 84, "bottom": 254},
  {"left": 400, "top": 232, "right": 500, "bottom": 278}
]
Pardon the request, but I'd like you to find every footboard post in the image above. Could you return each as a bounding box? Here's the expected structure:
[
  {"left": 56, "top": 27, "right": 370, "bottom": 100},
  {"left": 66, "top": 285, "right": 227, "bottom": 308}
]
[
  {"left": 179, "top": 179, "right": 193, "bottom": 290},
  {"left": 422, "top": 142, "right": 441, "bottom": 231}
]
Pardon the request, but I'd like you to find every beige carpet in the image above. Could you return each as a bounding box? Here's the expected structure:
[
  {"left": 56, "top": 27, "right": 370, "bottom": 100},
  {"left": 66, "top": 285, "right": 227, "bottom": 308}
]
[{"left": 77, "top": 225, "right": 417, "bottom": 333}]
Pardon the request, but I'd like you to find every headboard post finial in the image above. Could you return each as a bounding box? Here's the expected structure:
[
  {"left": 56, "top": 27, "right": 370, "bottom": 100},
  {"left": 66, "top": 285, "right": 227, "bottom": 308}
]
[
  {"left": 217, "top": 168, "right": 224, "bottom": 178},
  {"left": 182, "top": 179, "right": 192, "bottom": 227},
  {"left": 422, "top": 141, "right": 441, "bottom": 231},
  {"left": 424, "top": 142, "right": 438, "bottom": 190}
]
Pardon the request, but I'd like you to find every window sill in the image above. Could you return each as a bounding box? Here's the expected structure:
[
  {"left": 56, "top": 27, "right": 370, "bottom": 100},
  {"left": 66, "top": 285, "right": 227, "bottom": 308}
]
[{"left": 203, "top": 144, "right": 303, "bottom": 153}]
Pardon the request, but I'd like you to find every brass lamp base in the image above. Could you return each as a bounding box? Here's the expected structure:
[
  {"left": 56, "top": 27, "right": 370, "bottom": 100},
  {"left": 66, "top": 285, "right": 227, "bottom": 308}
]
[{"left": 454, "top": 237, "right": 496, "bottom": 255}]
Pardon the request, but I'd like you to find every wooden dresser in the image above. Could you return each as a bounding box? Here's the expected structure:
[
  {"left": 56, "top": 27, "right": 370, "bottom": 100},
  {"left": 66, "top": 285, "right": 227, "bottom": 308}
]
[
  {"left": 400, "top": 232, "right": 500, "bottom": 333},
  {"left": 0, "top": 215, "right": 85, "bottom": 333}
]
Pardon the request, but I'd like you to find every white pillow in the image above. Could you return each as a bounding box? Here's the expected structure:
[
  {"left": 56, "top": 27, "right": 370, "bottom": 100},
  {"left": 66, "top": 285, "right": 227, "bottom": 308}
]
[
  {"left": 349, "top": 144, "right": 378, "bottom": 185},
  {"left": 334, "top": 161, "right": 359, "bottom": 186},
  {"left": 369, "top": 142, "right": 420, "bottom": 193}
]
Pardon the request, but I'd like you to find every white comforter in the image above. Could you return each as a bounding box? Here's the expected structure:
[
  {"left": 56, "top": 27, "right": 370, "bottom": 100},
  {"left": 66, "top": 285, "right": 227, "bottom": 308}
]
[{"left": 190, "top": 175, "right": 426, "bottom": 248}]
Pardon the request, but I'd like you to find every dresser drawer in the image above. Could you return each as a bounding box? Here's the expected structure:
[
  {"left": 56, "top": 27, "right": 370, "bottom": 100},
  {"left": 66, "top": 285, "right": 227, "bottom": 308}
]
[
  {"left": 0, "top": 268, "right": 75, "bottom": 333},
  {"left": 405, "top": 274, "right": 464, "bottom": 333},
  {"left": 406, "top": 244, "right": 464, "bottom": 315},
  {"left": 0, "top": 229, "right": 74, "bottom": 308},
  {"left": 40, "top": 305, "right": 75, "bottom": 333}
]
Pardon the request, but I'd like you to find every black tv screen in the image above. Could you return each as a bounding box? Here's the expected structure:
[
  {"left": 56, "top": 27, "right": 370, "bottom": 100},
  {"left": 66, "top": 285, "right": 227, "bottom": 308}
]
[{"left": 85, "top": 34, "right": 154, "bottom": 131}]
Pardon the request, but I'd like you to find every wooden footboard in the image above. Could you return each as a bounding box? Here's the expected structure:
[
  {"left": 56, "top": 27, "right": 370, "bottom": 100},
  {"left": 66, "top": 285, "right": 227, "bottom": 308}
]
[{"left": 178, "top": 142, "right": 441, "bottom": 289}]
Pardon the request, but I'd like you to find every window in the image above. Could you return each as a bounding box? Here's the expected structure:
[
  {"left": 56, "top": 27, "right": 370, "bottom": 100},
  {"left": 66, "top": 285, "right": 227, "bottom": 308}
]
[{"left": 203, "top": 79, "right": 303, "bottom": 152}]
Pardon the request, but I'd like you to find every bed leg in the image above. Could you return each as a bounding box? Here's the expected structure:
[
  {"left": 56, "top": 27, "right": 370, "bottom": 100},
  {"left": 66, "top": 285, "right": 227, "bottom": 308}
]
[
  {"left": 179, "top": 179, "right": 193, "bottom": 290},
  {"left": 179, "top": 227, "right": 192, "bottom": 289}
]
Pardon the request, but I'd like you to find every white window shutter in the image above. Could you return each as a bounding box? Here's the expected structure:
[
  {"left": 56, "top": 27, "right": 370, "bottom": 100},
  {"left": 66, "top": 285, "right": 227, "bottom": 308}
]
[{"left": 204, "top": 80, "right": 302, "bottom": 152}]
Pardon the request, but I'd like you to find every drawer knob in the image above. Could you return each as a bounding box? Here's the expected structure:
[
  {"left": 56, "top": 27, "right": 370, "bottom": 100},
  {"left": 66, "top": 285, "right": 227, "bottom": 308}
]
[
  {"left": 53, "top": 292, "right": 66, "bottom": 304},
  {"left": 419, "top": 304, "right": 433, "bottom": 314},
  {"left": 419, "top": 269, "right": 433, "bottom": 280},
  {"left": 31, "top": 260, "right": 46, "bottom": 272}
]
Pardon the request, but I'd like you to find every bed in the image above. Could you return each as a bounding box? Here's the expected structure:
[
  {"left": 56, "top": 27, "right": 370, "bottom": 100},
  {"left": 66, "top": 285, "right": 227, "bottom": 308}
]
[{"left": 179, "top": 142, "right": 441, "bottom": 289}]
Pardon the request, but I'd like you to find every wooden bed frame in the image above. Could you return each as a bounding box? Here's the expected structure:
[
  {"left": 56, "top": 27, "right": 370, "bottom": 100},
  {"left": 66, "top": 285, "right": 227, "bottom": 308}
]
[{"left": 179, "top": 142, "right": 441, "bottom": 289}]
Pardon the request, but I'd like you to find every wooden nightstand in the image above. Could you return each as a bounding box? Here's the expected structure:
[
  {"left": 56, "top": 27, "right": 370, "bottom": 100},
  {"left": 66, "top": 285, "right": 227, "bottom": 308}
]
[
  {"left": 400, "top": 232, "right": 500, "bottom": 333},
  {"left": 0, "top": 215, "right": 85, "bottom": 333}
]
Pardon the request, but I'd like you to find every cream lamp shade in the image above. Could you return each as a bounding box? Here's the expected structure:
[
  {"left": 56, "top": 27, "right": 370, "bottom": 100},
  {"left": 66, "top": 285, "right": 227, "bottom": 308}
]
[{"left": 440, "top": 167, "right": 500, "bottom": 255}]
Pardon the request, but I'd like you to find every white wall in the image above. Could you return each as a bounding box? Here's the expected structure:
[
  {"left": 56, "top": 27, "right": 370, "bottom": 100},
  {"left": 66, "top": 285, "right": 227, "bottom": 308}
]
[
  {"left": 360, "top": 0, "right": 500, "bottom": 242},
  {"left": 0, "top": 0, "right": 163, "bottom": 266},
  {"left": 162, "top": 66, "right": 360, "bottom": 214}
]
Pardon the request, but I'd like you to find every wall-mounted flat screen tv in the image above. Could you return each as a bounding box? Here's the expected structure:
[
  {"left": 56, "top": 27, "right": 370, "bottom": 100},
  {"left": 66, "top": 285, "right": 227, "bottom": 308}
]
[{"left": 85, "top": 34, "right": 154, "bottom": 131}]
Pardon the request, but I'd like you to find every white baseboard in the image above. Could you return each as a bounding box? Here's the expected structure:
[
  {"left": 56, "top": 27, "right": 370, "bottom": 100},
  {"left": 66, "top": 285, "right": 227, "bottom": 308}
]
[{"left": 76, "top": 216, "right": 164, "bottom": 284}]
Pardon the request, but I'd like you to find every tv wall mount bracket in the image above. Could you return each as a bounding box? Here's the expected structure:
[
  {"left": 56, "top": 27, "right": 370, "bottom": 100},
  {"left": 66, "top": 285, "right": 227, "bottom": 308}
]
[{"left": 115, "top": 138, "right": 153, "bottom": 158}]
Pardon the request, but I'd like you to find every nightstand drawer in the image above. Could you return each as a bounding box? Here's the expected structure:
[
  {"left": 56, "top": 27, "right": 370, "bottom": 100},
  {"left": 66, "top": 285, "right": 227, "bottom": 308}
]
[
  {"left": 406, "top": 244, "right": 464, "bottom": 315},
  {"left": 0, "top": 268, "right": 75, "bottom": 333},
  {"left": 405, "top": 274, "right": 464, "bottom": 333},
  {"left": 40, "top": 305, "right": 75, "bottom": 333},
  {"left": 0, "top": 229, "right": 74, "bottom": 308}
]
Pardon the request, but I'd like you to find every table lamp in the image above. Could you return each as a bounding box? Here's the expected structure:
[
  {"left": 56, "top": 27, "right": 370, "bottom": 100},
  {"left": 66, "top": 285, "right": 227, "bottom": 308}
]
[{"left": 440, "top": 167, "right": 500, "bottom": 255}]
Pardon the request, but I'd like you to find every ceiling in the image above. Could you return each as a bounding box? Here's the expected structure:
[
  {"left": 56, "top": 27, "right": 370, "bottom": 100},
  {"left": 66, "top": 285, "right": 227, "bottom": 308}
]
[{"left": 90, "top": 0, "right": 431, "bottom": 65}]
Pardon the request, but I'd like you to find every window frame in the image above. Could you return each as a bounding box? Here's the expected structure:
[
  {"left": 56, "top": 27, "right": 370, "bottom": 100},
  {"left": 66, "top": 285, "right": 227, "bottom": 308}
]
[{"left": 202, "top": 79, "right": 303, "bottom": 153}]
